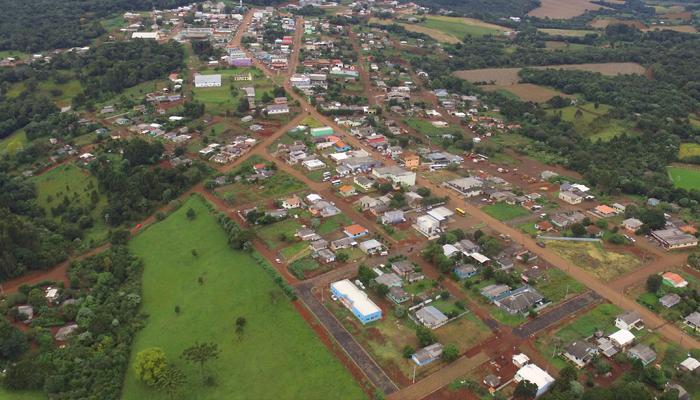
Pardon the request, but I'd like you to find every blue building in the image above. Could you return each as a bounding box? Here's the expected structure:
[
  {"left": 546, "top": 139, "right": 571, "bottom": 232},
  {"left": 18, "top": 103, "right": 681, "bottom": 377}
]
[
  {"left": 454, "top": 264, "right": 477, "bottom": 279},
  {"left": 331, "top": 280, "right": 382, "bottom": 324}
]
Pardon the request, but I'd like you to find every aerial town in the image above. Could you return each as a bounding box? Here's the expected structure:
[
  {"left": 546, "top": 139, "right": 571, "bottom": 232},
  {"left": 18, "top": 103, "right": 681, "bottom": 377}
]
[{"left": 1, "top": 0, "right": 699, "bottom": 399}]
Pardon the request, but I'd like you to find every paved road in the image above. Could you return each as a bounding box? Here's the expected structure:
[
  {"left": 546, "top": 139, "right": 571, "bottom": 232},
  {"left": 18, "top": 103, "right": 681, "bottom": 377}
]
[
  {"left": 513, "top": 291, "right": 602, "bottom": 339},
  {"left": 296, "top": 281, "right": 399, "bottom": 394}
]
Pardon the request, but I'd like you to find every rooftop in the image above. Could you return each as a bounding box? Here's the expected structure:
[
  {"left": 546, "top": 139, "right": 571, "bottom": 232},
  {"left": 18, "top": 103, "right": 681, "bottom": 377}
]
[{"left": 331, "top": 279, "right": 381, "bottom": 316}]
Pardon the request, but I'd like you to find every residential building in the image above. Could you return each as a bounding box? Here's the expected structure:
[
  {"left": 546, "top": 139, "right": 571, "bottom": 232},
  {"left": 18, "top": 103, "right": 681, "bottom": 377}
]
[
  {"left": 194, "top": 74, "right": 222, "bottom": 87},
  {"left": 412, "top": 343, "right": 443, "bottom": 366},
  {"left": 493, "top": 285, "right": 544, "bottom": 314},
  {"left": 660, "top": 293, "right": 681, "bottom": 308},
  {"left": 609, "top": 329, "right": 635, "bottom": 348},
  {"left": 344, "top": 224, "right": 368, "bottom": 238},
  {"left": 388, "top": 286, "right": 410, "bottom": 304},
  {"left": 615, "top": 310, "right": 644, "bottom": 331},
  {"left": 316, "top": 248, "right": 336, "bottom": 263},
  {"left": 372, "top": 166, "right": 416, "bottom": 186},
  {"left": 679, "top": 356, "right": 699, "bottom": 373},
  {"left": 514, "top": 364, "right": 555, "bottom": 398},
  {"left": 381, "top": 210, "right": 405, "bottom": 225},
  {"left": 622, "top": 218, "right": 643, "bottom": 232},
  {"left": 427, "top": 207, "right": 454, "bottom": 226},
  {"left": 628, "top": 344, "right": 656, "bottom": 366},
  {"left": 391, "top": 261, "right": 414, "bottom": 277},
  {"left": 684, "top": 311, "right": 700, "bottom": 330},
  {"left": 330, "top": 279, "right": 382, "bottom": 324},
  {"left": 354, "top": 176, "right": 376, "bottom": 191},
  {"left": 414, "top": 214, "right": 441, "bottom": 238},
  {"left": 454, "top": 264, "right": 477, "bottom": 279},
  {"left": 266, "top": 104, "right": 289, "bottom": 115},
  {"left": 338, "top": 185, "right": 357, "bottom": 197},
  {"left": 652, "top": 228, "right": 698, "bottom": 250},
  {"left": 282, "top": 195, "right": 302, "bottom": 209},
  {"left": 445, "top": 177, "right": 483, "bottom": 197},
  {"left": 662, "top": 272, "right": 688, "bottom": 288},
  {"left": 403, "top": 153, "right": 420, "bottom": 169},
  {"left": 358, "top": 239, "right": 383, "bottom": 255},
  {"left": 481, "top": 284, "right": 511, "bottom": 300},
  {"left": 375, "top": 272, "right": 402, "bottom": 288},
  {"left": 563, "top": 341, "right": 598, "bottom": 368},
  {"left": 559, "top": 191, "right": 583, "bottom": 205},
  {"left": 415, "top": 306, "right": 448, "bottom": 329}
]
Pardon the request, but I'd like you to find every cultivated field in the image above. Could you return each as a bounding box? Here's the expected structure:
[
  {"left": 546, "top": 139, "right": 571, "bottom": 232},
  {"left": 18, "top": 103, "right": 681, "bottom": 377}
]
[
  {"left": 643, "top": 25, "right": 698, "bottom": 33},
  {"left": 528, "top": 0, "right": 605, "bottom": 19},
  {"left": 589, "top": 18, "right": 646, "bottom": 29},
  {"left": 371, "top": 16, "right": 510, "bottom": 43},
  {"left": 679, "top": 143, "right": 700, "bottom": 160},
  {"left": 668, "top": 165, "right": 700, "bottom": 190},
  {"left": 453, "top": 63, "right": 646, "bottom": 85},
  {"left": 484, "top": 83, "right": 574, "bottom": 103},
  {"left": 539, "top": 28, "right": 597, "bottom": 37},
  {"left": 546, "top": 241, "right": 643, "bottom": 280},
  {"left": 122, "top": 196, "right": 365, "bottom": 400}
]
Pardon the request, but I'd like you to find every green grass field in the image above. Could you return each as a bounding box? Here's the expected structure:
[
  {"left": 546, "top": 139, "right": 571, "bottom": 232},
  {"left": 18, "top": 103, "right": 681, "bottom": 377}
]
[
  {"left": 546, "top": 103, "right": 634, "bottom": 142},
  {"left": 668, "top": 165, "right": 700, "bottom": 190},
  {"left": 0, "top": 130, "right": 28, "bottom": 154},
  {"left": 215, "top": 172, "right": 306, "bottom": 206},
  {"left": 482, "top": 202, "right": 529, "bottom": 221},
  {"left": 421, "top": 16, "right": 509, "bottom": 38},
  {"left": 256, "top": 219, "right": 303, "bottom": 249},
  {"left": 0, "top": 388, "right": 44, "bottom": 400},
  {"left": 122, "top": 195, "right": 365, "bottom": 400},
  {"left": 32, "top": 163, "right": 110, "bottom": 244},
  {"left": 194, "top": 67, "right": 274, "bottom": 115},
  {"left": 534, "top": 268, "right": 586, "bottom": 303},
  {"left": 547, "top": 241, "right": 642, "bottom": 280}
]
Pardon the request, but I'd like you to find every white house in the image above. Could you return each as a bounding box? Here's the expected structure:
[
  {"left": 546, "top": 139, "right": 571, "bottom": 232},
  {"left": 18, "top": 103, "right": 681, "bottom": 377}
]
[
  {"left": 609, "top": 329, "right": 635, "bottom": 348},
  {"left": 414, "top": 214, "right": 441, "bottom": 239},
  {"left": 194, "top": 74, "right": 222, "bottom": 88},
  {"left": 514, "top": 364, "right": 555, "bottom": 398}
]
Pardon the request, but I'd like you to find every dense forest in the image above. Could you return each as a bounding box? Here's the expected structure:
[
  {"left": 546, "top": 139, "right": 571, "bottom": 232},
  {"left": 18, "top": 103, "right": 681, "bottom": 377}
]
[
  {"left": 0, "top": 247, "right": 145, "bottom": 399},
  {"left": 0, "top": 0, "right": 191, "bottom": 51}
]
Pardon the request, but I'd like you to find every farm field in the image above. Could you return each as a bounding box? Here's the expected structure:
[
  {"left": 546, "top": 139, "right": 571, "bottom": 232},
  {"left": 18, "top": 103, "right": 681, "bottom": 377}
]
[
  {"left": 643, "top": 24, "right": 697, "bottom": 33},
  {"left": 539, "top": 28, "right": 598, "bottom": 37},
  {"left": 453, "top": 63, "right": 645, "bottom": 85},
  {"left": 679, "top": 143, "right": 700, "bottom": 160},
  {"left": 528, "top": 0, "right": 605, "bottom": 19},
  {"left": 0, "top": 130, "right": 27, "bottom": 154},
  {"left": 419, "top": 16, "right": 510, "bottom": 39},
  {"left": 122, "top": 195, "right": 365, "bottom": 400},
  {"left": 589, "top": 18, "right": 646, "bottom": 29},
  {"left": 483, "top": 83, "right": 573, "bottom": 103},
  {"left": 32, "top": 163, "right": 110, "bottom": 244},
  {"left": 546, "top": 241, "right": 643, "bottom": 280},
  {"left": 667, "top": 165, "right": 700, "bottom": 190},
  {"left": 482, "top": 202, "right": 530, "bottom": 221}
]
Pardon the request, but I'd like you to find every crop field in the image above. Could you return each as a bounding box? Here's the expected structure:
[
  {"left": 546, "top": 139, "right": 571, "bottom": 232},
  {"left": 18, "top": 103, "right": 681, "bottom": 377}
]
[
  {"left": 482, "top": 202, "right": 530, "bottom": 221},
  {"left": 589, "top": 18, "right": 646, "bottom": 29},
  {"left": 484, "top": 83, "right": 573, "bottom": 103},
  {"left": 528, "top": 0, "right": 605, "bottom": 19},
  {"left": 419, "top": 16, "right": 510, "bottom": 39},
  {"left": 644, "top": 25, "right": 698, "bottom": 33},
  {"left": 679, "top": 143, "right": 700, "bottom": 160},
  {"left": 453, "top": 63, "right": 645, "bottom": 85},
  {"left": 539, "top": 28, "right": 598, "bottom": 37},
  {"left": 546, "top": 241, "right": 643, "bottom": 280},
  {"left": 122, "top": 196, "right": 365, "bottom": 400},
  {"left": 667, "top": 165, "right": 700, "bottom": 190}
]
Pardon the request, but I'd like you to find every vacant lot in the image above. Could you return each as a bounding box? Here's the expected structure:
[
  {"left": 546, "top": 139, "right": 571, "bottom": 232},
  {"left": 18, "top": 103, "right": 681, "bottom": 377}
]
[
  {"left": 668, "top": 165, "right": 700, "bottom": 190},
  {"left": 484, "top": 83, "right": 573, "bottom": 103},
  {"left": 193, "top": 67, "right": 273, "bottom": 115},
  {"left": 528, "top": 0, "right": 604, "bottom": 19},
  {"left": 215, "top": 172, "right": 306, "bottom": 206},
  {"left": 547, "top": 241, "right": 643, "bottom": 280},
  {"left": 122, "top": 196, "right": 365, "bottom": 400},
  {"left": 546, "top": 103, "right": 634, "bottom": 141},
  {"left": 482, "top": 202, "right": 529, "bottom": 221},
  {"left": 454, "top": 63, "right": 645, "bottom": 85}
]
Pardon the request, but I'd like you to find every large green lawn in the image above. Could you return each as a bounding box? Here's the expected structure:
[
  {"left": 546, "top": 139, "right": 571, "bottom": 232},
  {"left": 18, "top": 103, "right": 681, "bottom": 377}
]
[
  {"left": 0, "top": 388, "right": 43, "bottom": 400},
  {"left": 0, "top": 130, "right": 27, "bottom": 154},
  {"left": 122, "top": 195, "right": 364, "bottom": 400},
  {"left": 482, "top": 202, "right": 529, "bottom": 221},
  {"left": 420, "top": 15, "right": 509, "bottom": 38},
  {"left": 668, "top": 165, "right": 700, "bottom": 190},
  {"left": 32, "top": 163, "right": 110, "bottom": 245},
  {"left": 194, "top": 67, "right": 275, "bottom": 115}
]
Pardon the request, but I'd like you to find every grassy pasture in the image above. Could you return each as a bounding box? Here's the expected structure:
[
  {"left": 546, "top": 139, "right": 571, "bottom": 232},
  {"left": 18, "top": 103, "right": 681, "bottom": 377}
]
[
  {"left": 0, "top": 130, "right": 28, "bottom": 154},
  {"left": 122, "top": 196, "right": 365, "bottom": 400},
  {"left": 482, "top": 202, "right": 529, "bottom": 221},
  {"left": 668, "top": 165, "right": 700, "bottom": 190},
  {"left": 546, "top": 241, "right": 642, "bottom": 280}
]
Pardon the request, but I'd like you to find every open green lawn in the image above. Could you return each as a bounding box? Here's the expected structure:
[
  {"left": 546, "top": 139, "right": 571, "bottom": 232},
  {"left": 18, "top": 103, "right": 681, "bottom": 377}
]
[
  {"left": 534, "top": 268, "right": 586, "bottom": 303},
  {"left": 0, "top": 388, "right": 44, "bottom": 400},
  {"left": 668, "top": 165, "right": 700, "bottom": 190},
  {"left": 482, "top": 202, "right": 529, "bottom": 221},
  {"left": 215, "top": 172, "right": 306, "bottom": 206},
  {"left": 256, "top": 219, "right": 303, "bottom": 249},
  {"left": 6, "top": 76, "right": 82, "bottom": 107},
  {"left": 546, "top": 103, "right": 634, "bottom": 142},
  {"left": 421, "top": 15, "right": 509, "bottom": 37},
  {"left": 122, "top": 195, "right": 365, "bottom": 400},
  {"left": 318, "top": 214, "right": 353, "bottom": 235},
  {"left": 0, "top": 130, "right": 28, "bottom": 154},
  {"left": 32, "top": 163, "right": 109, "bottom": 244},
  {"left": 194, "top": 67, "right": 275, "bottom": 115}
]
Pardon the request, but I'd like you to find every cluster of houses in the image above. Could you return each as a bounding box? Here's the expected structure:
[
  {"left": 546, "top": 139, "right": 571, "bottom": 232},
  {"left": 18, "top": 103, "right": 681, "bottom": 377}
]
[
  {"left": 243, "top": 11, "right": 296, "bottom": 71},
  {"left": 14, "top": 286, "right": 81, "bottom": 343},
  {"left": 198, "top": 136, "right": 257, "bottom": 164}
]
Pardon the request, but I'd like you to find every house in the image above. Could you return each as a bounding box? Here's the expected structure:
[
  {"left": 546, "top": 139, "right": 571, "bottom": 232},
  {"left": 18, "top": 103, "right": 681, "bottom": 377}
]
[
  {"left": 282, "top": 195, "right": 302, "bottom": 209},
  {"left": 684, "top": 311, "right": 700, "bottom": 330},
  {"left": 309, "top": 239, "right": 329, "bottom": 252},
  {"left": 622, "top": 218, "right": 643, "bottom": 232},
  {"left": 628, "top": 343, "right": 656, "bottom": 366},
  {"left": 455, "top": 239, "right": 480, "bottom": 254},
  {"left": 17, "top": 305, "right": 33, "bottom": 321},
  {"left": 331, "top": 236, "right": 356, "bottom": 250},
  {"left": 443, "top": 244, "right": 460, "bottom": 258},
  {"left": 372, "top": 166, "right": 416, "bottom": 186},
  {"left": 354, "top": 176, "right": 375, "bottom": 191},
  {"left": 666, "top": 384, "right": 690, "bottom": 400},
  {"left": 594, "top": 205, "right": 617, "bottom": 217},
  {"left": 54, "top": 324, "right": 79, "bottom": 341},
  {"left": 375, "top": 272, "right": 402, "bottom": 288},
  {"left": 403, "top": 153, "right": 420, "bottom": 169},
  {"left": 297, "top": 228, "right": 319, "bottom": 241},
  {"left": 454, "top": 264, "right": 477, "bottom": 279},
  {"left": 609, "top": 329, "right": 635, "bottom": 348},
  {"left": 344, "top": 224, "right": 369, "bottom": 238},
  {"left": 483, "top": 374, "right": 501, "bottom": 388},
  {"left": 679, "top": 356, "right": 699, "bottom": 373},
  {"left": 658, "top": 293, "right": 681, "bottom": 308},
  {"left": 412, "top": 343, "right": 444, "bottom": 366},
  {"left": 391, "top": 261, "right": 414, "bottom": 277},
  {"left": 415, "top": 306, "right": 449, "bottom": 329},
  {"left": 596, "top": 337, "right": 619, "bottom": 358},
  {"left": 407, "top": 272, "right": 425, "bottom": 283},
  {"left": 375, "top": 205, "right": 402, "bottom": 223},
  {"left": 514, "top": 364, "right": 555, "bottom": 398},
  {"left": 521, "top": 266, "right": 546, "bottom": 283},
  {"left": 194, "top": 74, "right": 222, "bottom": 87},
  {"left": 559, "top": 191, "right": 583, "bottom": 205},
  {"left": 652, "top": 228, "right": 698, "bottom": 250},
  {"left": 302, "top": 159, "right": 326, "bottom": 170},
  {"left": 493, "top": 285, "right": 544, "bottom": 314},
  {"left": 662, "top": 272, "right": 688, "bottom": 288},
  {"left": 536, "top": 221, "right": 554, "bottom": 232},
  {"left": 470, "top": 252, "right": 491, "bottom": 266},
  {"left": 414, "top": 214, "right": 441, "bottom": 238},
  {"left": 359, "top": 239, "right": 384, "bottom": 255},
  {"left": 266, "top": 104, "right": 290, "bottom": 115},
  {"left": 45, "top": 287, "right": 59, "bottom": 303},
  {"left": 316, "top": 248, "right": 336, "bottom": 263},
  {"left": 481, "top": 284, "right": 511, "bottom": 300},
  {"left": 427, "top": 207, "right": 454, "bottom": 226},
  {"left": 330, "top": 279, "right": 382, "bottom": 324},
  {"left": 513, "top": 353, "right": 530, "bottom": 368},
  {"left": 338, "top": 185, "right": 357, "bottom": 197},
  {"left": 445, "top": 177, "right": 483, "bottom": 197},
  {"left": 563, "top": 341, "right": 598, "bottom": 368},
  {"left": 388, "top": 286, "right": 410, "bottom": 304},
  {"left": 615, "top": 310, "right": 644, "bottom": 331}
]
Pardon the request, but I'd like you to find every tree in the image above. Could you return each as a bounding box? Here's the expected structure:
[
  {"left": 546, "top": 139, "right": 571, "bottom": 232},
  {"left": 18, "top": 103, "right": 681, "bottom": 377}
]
[
  {"left": 416, "top": 326, "right": 437, "bottom": 347},
  {"left": 110, "top": 229, "right": 131, "bottom": 245},
  {"left": 336, "top": 252, "right": 349, "bottom": 262},
  {"left": 27, "top": 288, "right": 45, "bottom": 308},
  {"left": 186, "top": 208, "right": 196, "bottom": 220},
  {"left": 646, "top": 274, "right": 662, "bottom": 293},
  {"left": 0, "top": 319, "right": 28, "bottom": 361},
  {"left": 402, "top": 345, "right": 415, "bottom": 359},
  {"left": 235, "top": 317, "right": 247, "bottom": 339},
  {"left": 376, "top": 284, "right": 390, "bottom": 296},
  {"left": 181, "top": 342, "right": 220, "bottom": 380},
  {"left": 357, "top": 264, "right": 376, "bottom": 286},
  {"left": 156, "top": 365, "right": 187, "bottom": 400},
  {"left": 442, "top": 344, "right": 459, "bottom": 362},
  {"left": 571, "top": 223, "right": 586, "bottom": 237},
  {"left": 514, "top": 380, "right": 538, "bottom": 399},
  {"left": 135, "top": 348, "right": 168, "bottom": 386}
]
